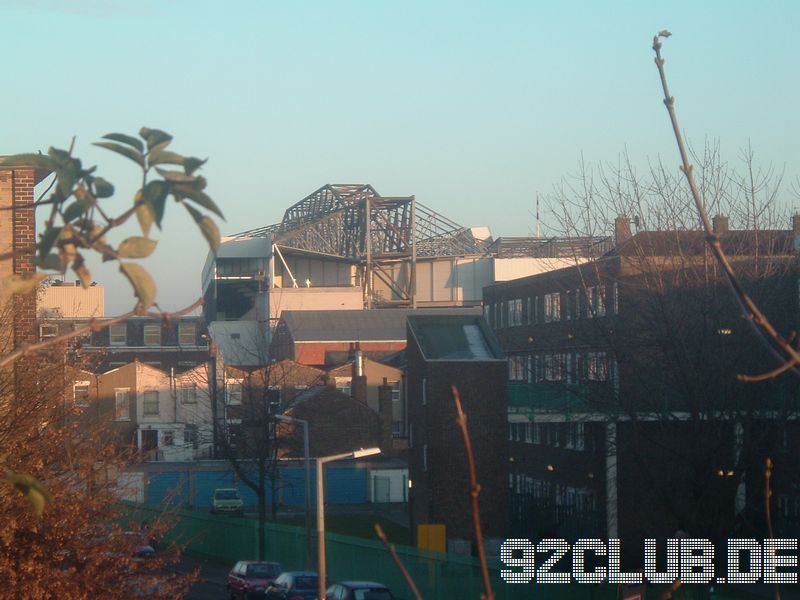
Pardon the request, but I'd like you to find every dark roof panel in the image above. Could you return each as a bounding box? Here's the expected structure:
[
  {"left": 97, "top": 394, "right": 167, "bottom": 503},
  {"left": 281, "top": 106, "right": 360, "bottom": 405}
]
[
  {"left": 407, "top": 314, "right": 504, "bottom": 361},
  {"left": 282, "top": 308, "right": 481, "bottom": 342}
]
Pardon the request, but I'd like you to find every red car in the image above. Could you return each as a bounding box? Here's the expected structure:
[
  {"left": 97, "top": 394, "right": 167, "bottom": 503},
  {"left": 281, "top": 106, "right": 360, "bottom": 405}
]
[{"left": 228, "top": 561, "right": 283, "bottom": 600}]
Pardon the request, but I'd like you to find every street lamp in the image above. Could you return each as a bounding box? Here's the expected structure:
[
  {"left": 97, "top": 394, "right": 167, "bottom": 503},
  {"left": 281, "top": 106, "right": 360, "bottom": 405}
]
[
  {"left": 316, "top": 447, "right": 381, "bottom": 600},
  {"left": 274, "top": 414, "right": 312, "bottom": 569}
]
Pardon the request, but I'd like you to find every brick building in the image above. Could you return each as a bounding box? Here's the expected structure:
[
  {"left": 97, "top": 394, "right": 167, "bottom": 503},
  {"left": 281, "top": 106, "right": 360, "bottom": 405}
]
[
  {"left": 0, "top": 161, "right": 49, "bottom": 350},
  {"left": 406, "top": 313, "right": 509, "bottom": 546},
  {"left": 484, "top": 216, "right": 800, "bottom": 548},
  {"left": 41, "top": 315, "right": 209, "bottom": 374},
  {"left": 271, "top": 307, "right": 481, "bottom": 367}
]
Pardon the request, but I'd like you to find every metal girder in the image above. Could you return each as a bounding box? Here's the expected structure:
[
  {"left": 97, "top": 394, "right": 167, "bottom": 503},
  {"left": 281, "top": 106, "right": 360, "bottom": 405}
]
[{"left": 234, "top": 184, "right": 485, "bottom": 260}]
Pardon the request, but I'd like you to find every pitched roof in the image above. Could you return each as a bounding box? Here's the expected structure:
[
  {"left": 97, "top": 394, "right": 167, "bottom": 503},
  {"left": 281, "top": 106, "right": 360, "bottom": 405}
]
[
  {"left": 407, "top": 314, "right": 504, "bottom": 361},
  {"left": 281, "top": 308, "right": 482, "bottom": 343},
  {"left": 611, "top": 229, "right": 794, "bottom": 258}
]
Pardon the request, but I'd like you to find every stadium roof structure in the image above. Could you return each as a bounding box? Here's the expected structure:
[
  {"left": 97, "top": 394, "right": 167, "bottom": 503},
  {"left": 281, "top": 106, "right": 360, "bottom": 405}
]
[{"left": 233, "top": 183, "right": 490, "bottom": 260}]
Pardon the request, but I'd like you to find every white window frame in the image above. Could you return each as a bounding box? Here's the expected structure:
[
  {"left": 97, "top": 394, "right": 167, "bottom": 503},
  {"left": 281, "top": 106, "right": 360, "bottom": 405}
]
[
  {"left": 40, "top": 324, "right": 58, "bottom": 339},
  {"left": 180, "top": 382, "right": 197, "bottom": 404},
  {"left": 227, "top": 380, "right": 243, "bottom": 406},
  {"left": 178, "top": 321, "right": 196, "bottom": 346},
  {"left": 109, "top": 323, "right": 126, "bottom": 346},
  {"left": 544, "top": 293, "right": 561, "bottom": 323},
  {"left": 115, "top": 388, "right": 130, "bottom": 421},
  {"left": 143, "top": 324, "right": 161, "bottom": 346},
  {"left": 73, "top": 381, "right": 91, "bottom": 407}
]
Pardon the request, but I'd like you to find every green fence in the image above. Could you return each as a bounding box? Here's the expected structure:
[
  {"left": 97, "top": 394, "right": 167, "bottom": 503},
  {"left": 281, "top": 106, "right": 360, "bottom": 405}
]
[{"left": 124, "top": 504, "right": 764, "bottom": 600}]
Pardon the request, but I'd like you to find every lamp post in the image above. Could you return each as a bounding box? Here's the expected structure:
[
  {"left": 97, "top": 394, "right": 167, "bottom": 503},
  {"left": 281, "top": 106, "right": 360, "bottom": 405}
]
[
  {"left": 274, "top": 414, "right": 312, "bottom": 569},
  {"left": 316, "top": 447, "right": 381, "bottom": 600}
]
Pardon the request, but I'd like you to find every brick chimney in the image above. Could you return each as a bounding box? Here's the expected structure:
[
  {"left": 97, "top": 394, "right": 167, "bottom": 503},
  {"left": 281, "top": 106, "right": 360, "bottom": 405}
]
[
  {"left": 614, "top": 216, "right": 632, "bottom": 247},
  {"left": 378, "top": 377, "right": 394, "bottom": 455},
  {"left": 351, "top": 343, "right": 368, "bottom": 404},
  {"left": 712, "top": 214, "right": 729, "bottom": 234}
]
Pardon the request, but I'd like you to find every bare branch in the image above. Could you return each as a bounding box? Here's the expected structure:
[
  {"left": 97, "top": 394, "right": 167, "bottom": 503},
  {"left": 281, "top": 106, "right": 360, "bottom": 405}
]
[
  {"left": 452, "top": 385, "right": 494, "bottom": 600},
  {"left": 374, "top": 524, "right": 423, "bottom": 600}
]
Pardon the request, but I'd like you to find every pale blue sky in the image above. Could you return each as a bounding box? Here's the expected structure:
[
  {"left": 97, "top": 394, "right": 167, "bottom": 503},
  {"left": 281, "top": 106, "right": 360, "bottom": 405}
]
[{"left": 1, "top": 1, "right": 797, "bottom": 313}]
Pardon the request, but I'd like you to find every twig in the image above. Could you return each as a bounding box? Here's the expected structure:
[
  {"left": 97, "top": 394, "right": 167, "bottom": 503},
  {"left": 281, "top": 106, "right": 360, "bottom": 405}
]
[
  {"left": 452, "top": 385, "right": 494, "bottom": 600},
  {"left": 652, "top": 32, "right": 800, "bottom": 381},
  {"left": 765, "top": 458, "right": 781, "bottom": 600},
  {"left": 0, "top": 297, "right": 203, "bottom": 369},
  {"left": 374, "top": 524, "right": 423, "bottom": 600}
]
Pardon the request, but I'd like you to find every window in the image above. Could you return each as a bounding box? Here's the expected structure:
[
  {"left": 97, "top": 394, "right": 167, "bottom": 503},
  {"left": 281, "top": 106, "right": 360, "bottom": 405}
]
[
  {"left": 335, "top": 379, "right": 351, "bottom": 398},
  {"left": 184, "top": 425, "right": 199, "bottom": 449},
  {"left": 530, "top": 296, "right": 539, "bottom": 324},
  {"left": 180, "top": 383, "right": 197, "bottom": 404},
  {"left": 143, "top": 324, "right": 161, "bottom": 346},
  {"left": 586, "top": 286, "right": 606, "bottom": 317},
  {"left": 612, "top": 282, "right": 619, "bottom": 315},
  {"left": 423, "top": 444, "right": 428, "bottom": 472},
  {"left": 162, "top": 431, "right": 174, "bottom": 446},
  {"left": 564, "top": 423, "right": 585, "bottom": 450},
  {"left": 544, "top": 354, "right": 565, "bottom": 382},
  {"left": 421, "top": 378, "right": 427, "bottom": 405},
  {"left": 587, "top": 352, "right": 608, "bottom": 381},
  {"left": 392, "top": 420, "right": 402, "bottom": 438},
  {"left": 544, "top": 293, "right": 561, "bottom": 323},
  {"left": 524, "top": 422, "right": 533, "bottom": 443},
  {"left": 508, "top": 355, "right": 527, "bottom": 381},
  {"left": 110, "top": 323, "right": 126, "bottom": 346},
  {"left": 73, "top": 381, "right": 90, "bottom": 407},
  {"left": 390, "top": 381, "right": 401, "bottom": 402},
  {"left": 40, "top": 324, "right": 58, "bottom": 339},
  {"left": 115, "top": 388, "right": 130, "bottom": 421},
  {"left": 178, "top": 322, "right": 196, "bottom": 346},
  {"left": 227, "top": 381, "right": 242, "bottom": 405},
  {"left": 507, "top": 298, "right": 523, "bottom": 327},
  {"left": 143, "top": 390, "right": 159, "bottom": 415}
]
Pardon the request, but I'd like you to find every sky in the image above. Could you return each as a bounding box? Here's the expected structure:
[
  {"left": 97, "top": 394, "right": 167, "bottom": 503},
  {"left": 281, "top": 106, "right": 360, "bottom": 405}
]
[{"left": 1, "top": 0, "right": 797, "bottom": 314}]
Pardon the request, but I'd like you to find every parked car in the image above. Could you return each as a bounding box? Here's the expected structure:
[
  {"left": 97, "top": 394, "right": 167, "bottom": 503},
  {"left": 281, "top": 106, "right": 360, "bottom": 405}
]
[
  {"left": 323, "top": 581, "right": 394, "bottom": 600},
  {"left": 228, "top": 561, "right": 283, "bottom": 599},
  {"left": 265, "top": 571, "right": 321, "bottom": 599},
  {"left": 211, "top": 487, "right": 244, "bottom": 516}
]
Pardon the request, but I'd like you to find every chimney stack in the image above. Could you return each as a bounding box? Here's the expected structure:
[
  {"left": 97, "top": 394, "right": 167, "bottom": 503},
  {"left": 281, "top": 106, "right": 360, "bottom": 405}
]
[
  {"left": 377, "top": 377, "right": 394, "bottom": 456},
  {"left": 350, "top": 343, "right": 368, "bottom": 404},
  {"left": 614, "top": 216, "right": 632, "bottom": 246},
  {"left": 712, "top": 214, "right": 729, "bottom": 234}
]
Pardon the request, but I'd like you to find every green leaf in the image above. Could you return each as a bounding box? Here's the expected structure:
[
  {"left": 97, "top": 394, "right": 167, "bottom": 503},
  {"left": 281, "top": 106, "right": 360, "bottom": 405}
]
[
  {"left": 174, "top": 186, "right": 225, "bottom": 220},
  {"left": 155, "top": 167, "right": 196, "bottom": 184},
  {"left": 139, "top": 127, "right": 173, "bottom": 151},
  {"left": 184, "top": 204, "right": 221, "bottom": 251},
  {"left": 148, "top": 149, "right": 185, "bottom": 168},
  {"left": 0, "top": 153, "right": 58, "bottom": 171},
  {"left": 141, "top": 180, "right": 169, "bottom": 229},
  {"left": 93, "top": 141, "right": 145, "bottom": 168},
  {"left": 2, "top": 273, "right": 46, "bottom": 295},
  {"left": 38, "top": 226, "right": 63, "bottom": 258},
  {"left": 35, "top": 253, "right": 63, "bottom": 271},
  {"left": 6, "top": 472, "right": 51, "bottom": 517},
  {"left": 119, "top": 262, "right": 157, "bottom": 308},
  {"left": 135, "top": 197, "right": 154, "bottom": 237},
  {"left": 62, "top": 202, "right": 87, "bottom": 223},
  {"left": 101, "top": 132, "right": 144, "bottom": 153},
  {"left": 73, "top": 260, "right": 92, "bottom": 289},
  {"left": 183, "top": 157, "right": 207, "bottom": 175},
  {"left": 117, "top": 236, "right": 157, "bottom": 258},
  {"left": 93, "top": 177, "right": 114, "bottom": 198}
]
